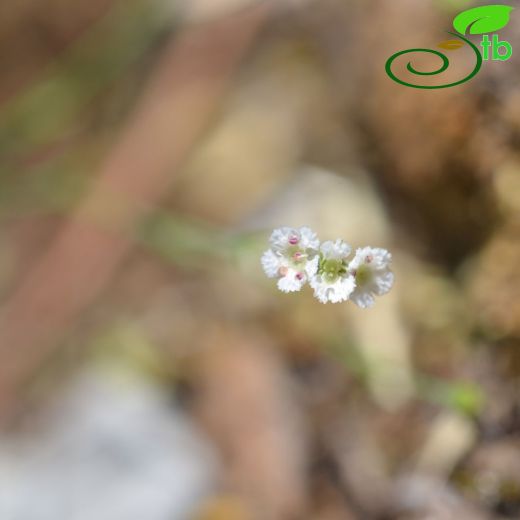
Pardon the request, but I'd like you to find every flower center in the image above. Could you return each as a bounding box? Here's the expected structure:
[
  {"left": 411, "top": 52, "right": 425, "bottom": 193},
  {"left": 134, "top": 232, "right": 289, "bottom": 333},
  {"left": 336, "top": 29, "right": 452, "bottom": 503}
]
[
  {"left": 355, "top": 264, "right": 372, "bottom": 286},
  {"left": 287, "top": 245, "right": 307, "bottom": 267},
  {"left": 321, "top": 258, "right": 343, "bottom": 283}
]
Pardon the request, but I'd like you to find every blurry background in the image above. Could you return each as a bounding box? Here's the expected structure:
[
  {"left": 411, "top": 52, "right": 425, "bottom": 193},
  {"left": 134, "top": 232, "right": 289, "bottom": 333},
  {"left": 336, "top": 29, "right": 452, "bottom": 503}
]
[{"left": 0, "top": 0, "right": 519, "bottom": 518}]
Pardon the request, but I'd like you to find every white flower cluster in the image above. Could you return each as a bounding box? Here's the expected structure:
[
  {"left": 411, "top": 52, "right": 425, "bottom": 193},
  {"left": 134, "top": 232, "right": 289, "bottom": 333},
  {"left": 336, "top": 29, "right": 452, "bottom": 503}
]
[{"left": 261, "top": 226, "right": 394, "bottom": 307}]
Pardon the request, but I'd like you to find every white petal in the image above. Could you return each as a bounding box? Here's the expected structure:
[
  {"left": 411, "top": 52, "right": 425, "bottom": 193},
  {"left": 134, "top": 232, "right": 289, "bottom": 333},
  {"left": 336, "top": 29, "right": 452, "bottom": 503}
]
[
  {"left": 321, "top": 239, "right": 351, "bottom": 260},
  {"left": 349, "top": 246, "right": 391, "bottom": 271},
  {"left": 277, "top": 271, "right": 305, "bottom": 293},
  {"left": 304, "top": 256, "right": 319, "bottom": 277},
  {"left": 261, "top": 249, "right": 281, "bottom": 278},
  {"left": 350, "top": 290, "right": 376, "bottom": 308},
  {"left": 347, "top": 247, "right": 366, "bottom": 271},
  {"left": 269, "top": 227, "right": 293, "bottom": 250},
  {"left": 310, "top": 273, "right": 355, "bottom": 304},
  {"left": 373, "top": 269, "right": 394, "bottom": 295},
  {"left": 269, "top": 226, "right": 320, "bottom": 253},
  {"left": 310, "top": 279, "right": 332, "bottom": 303},
  {"left": 315, "top": 290, "right": 331, "bottom": 304},
  {"left": 329, "top": 276, "right": 356, "bottom": 303},
  {"left": 370, "top": 247, "right": 392, "bottom": 269},
  {"left": 299, "top": 227, "right": 320, "bottom": 250}
]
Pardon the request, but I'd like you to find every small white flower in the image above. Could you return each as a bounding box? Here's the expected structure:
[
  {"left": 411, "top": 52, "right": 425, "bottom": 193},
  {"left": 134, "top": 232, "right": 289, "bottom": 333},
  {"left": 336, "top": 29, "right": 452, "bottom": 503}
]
[
  {"left": 347, "top": 246, "right": 394, "bottom": 308},
  {"left": 261, "top": 227, "right": 320, "bottom": 293},
  {"left": 261, "top": 227, "right": 394, "bottom": 307},
  {"left": 309, "top": 239, "right": 356, "bottom": 304}
]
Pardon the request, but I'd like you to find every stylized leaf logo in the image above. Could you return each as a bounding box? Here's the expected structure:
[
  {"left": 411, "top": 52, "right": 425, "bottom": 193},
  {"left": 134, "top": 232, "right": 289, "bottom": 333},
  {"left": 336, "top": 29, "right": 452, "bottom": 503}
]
[{"left": 453, "top": 5, "right": 513, "bottom": 35}]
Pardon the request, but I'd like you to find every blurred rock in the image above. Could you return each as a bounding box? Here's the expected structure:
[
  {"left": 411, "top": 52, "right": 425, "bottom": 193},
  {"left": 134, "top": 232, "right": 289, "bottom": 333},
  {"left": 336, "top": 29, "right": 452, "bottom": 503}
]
[
  {"left": 466, "top": 224, "right": 520, "bottom": 339},
  {"left": 399, "top": 254, "right": 469, "bottom": 335},
  {"left": 191, "top": 326, "right": 308, "bottom": 519},
  {"left": 494, "top": 160, "right": 520, "bottom": 218},
  {"left": 457, "top": 438, "right": 520, "bottom": 518},
  {"left": 393, "top": 474, "right": 487, "bottom": 520},
  {"left": 414, "top": 411, "right": 476, "bottom": 477},
  {"left": 325, "top": 404, "right": 392, "bottom": 517},
  {"left": 177, "top": 0, "right": 263, "bottom": 22},
  {"left": 346, "top": 287, "right": 414, "bottom": 410},
  {"left": 171, "top": 43, "right": 328, "bottom": 224},
  {"left": 0, "top": 371, "right": 216, "bottom": 520},
  {"left": 244, "top": 165, "right": 389, "bottom": 247}
]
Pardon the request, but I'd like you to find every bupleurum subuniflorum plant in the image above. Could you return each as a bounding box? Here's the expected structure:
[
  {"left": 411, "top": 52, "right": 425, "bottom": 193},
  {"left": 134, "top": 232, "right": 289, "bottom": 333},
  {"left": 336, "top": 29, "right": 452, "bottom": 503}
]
[{"left": 261, "top": 226, "right": 394, "bottom": 307}]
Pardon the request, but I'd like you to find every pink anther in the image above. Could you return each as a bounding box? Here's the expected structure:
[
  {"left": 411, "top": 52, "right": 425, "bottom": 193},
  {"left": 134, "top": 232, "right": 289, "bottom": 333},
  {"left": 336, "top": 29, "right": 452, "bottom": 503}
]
[{"left": 278, "top": 266, "right": 289, "bottom": 276}]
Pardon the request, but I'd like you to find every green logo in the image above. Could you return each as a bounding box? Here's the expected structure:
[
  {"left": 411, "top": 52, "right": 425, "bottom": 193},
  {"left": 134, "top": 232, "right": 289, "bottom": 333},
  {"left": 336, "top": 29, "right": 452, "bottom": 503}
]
[{"left": 385, "top": 5, "right": 514, "bottom": 89}]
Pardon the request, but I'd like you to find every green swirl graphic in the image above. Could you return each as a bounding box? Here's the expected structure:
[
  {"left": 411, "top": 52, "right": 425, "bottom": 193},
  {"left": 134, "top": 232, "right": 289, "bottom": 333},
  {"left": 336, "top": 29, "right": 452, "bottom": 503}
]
[{"left": 385, "top": 32, "right": 482, "bottom": 89}]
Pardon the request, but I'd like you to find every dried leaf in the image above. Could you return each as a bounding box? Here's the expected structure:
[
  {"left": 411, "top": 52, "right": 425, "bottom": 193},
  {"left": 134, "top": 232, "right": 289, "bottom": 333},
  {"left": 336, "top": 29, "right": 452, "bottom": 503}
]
[{"left": 437, "top": 39, "right": 465, "bottom": 51}]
